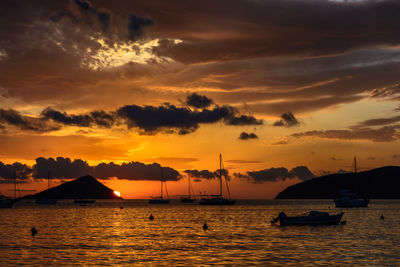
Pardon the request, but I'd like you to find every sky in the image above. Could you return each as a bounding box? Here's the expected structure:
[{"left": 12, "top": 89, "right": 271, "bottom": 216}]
[{"left": 1, "top": 0, "right": 400, "bottom": 199}]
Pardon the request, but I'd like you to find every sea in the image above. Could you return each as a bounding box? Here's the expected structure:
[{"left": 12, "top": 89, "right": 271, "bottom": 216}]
[{"left": 1, "top": 199, "right": 400, "bottom": 266}]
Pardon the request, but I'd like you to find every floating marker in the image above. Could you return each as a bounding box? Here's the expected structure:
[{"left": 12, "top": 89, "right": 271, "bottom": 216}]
[
  {"left": 380, "top": 214, "right": 384, "bottom": 220},
  {"left": 31, "top": 227, "right": 37, "bottom": 236},
  {"left": 203, "top": 221, "right": 208, "bottom": 231},
  {"left": 149, "top": 214, "right": 154, "bottom": 220}
]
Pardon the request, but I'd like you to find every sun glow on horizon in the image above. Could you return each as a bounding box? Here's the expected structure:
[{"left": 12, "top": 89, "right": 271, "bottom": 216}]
[{"left": 113, "top": 190, "right": 121, "bottom": 197}]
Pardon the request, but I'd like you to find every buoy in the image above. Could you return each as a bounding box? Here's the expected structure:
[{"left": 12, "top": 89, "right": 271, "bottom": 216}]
[
  {"left": 31, "top": 227, "right": 37, "bottom": 236},
  {"left": 120, "top": 206, "right": 124, "bottom": 209},
  {"left": 203, "top": 221, "right": 208, "bottom": 231},
  {"left": 380, "top": 214, "right": 384, "bottom": 220},
  {"left": 149, "top": 214, "right": 154, "bottom": 220},
  {"left": 340, "top": 220, "right": 346, "bottom": 225}
]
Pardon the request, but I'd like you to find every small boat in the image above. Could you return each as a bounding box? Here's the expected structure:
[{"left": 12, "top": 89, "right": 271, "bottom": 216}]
[
  {"left": 271, "top": 211, "right": 344, "bottom": 226},
  {"left": 73, "top": 199, "right": 96, "bottom": 204},
  {"left": 149, "top": 167, "right": 170, "bottom": 204},
  {"left": 199, "top": 196, "right": 236, "bottom": 205},
  {"left": 1, "top": 170, "right": 20, "bottom": 208},
  {"left": 334, "top": 157, "right": 369, "bottom": 208},
  {"left": 199, "top": 154, "right": 236, "bottom": 206},
  {"left": 181, "top": 174, "right": 195, "bottom": 203},
  {"left": 36, "top": 172, "right": 57, "bottom": 205},
  {"left": 36, "top": 198, "right": 57, "bottom": 205}
]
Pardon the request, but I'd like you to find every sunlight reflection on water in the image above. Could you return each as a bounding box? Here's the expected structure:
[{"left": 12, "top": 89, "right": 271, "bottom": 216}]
[{"left": 1, "top": 200, "right": 400, "bottom": 266}]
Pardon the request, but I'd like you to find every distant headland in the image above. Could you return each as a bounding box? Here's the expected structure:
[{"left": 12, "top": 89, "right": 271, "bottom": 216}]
[
  {"left": 276, "top": 166, "right": 400, "bottom": 199},
  {"left": 23, "top": 175, "right": 122, "bottom": 199}
]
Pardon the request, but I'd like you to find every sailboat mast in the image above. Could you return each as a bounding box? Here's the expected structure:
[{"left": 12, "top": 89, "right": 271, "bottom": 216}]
[
  {"left": 14, "top": 170, "right": 16, "bottom": 199},
  {"left": 160, "top": 167, "right": 163, "bottom": 198},
  {"left": 219, "top": 153, "right": 222, "bottom": 196},
  {"left": 188, "top": 175, "right": 191, "bottom": 198},
  {"left": 354, "top": 156, "right": 357, "bottom": 173}
]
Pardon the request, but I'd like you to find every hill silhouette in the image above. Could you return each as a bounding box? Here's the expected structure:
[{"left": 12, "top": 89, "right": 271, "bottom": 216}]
[
  {"left": 276, "top": 166, "right": 400, "bottom": 199},
  {"left": 24, "top": 175, "right": 122, "bottom": 199}
]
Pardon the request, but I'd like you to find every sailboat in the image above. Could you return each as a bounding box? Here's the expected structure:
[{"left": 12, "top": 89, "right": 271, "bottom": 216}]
[
  {"left": 149, "top": 166, "right": 170, "bottom": 204},
  {"left": 334, "top": 156, "right": 369, "bottom": 208},
  {"left": 181, "top": 174, "right": 195, "bottom": 203},
  {"left": 36, "top": 172, "right": 57, "bottom": 205},
  {"left": 199, "top": 154, "right": 236, "bottom": 205},
  {"left": 1, "top": 170, "right": 21, "bottom": 208}
]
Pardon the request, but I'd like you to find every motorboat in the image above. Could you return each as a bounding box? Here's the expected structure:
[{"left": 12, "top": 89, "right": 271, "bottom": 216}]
[{"left": 271, "top": 211, "right": 344, "bottom": 226}]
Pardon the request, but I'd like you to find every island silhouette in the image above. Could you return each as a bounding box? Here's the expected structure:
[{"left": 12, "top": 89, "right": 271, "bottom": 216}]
[
  {"left": 276, "top": 166, "right": 400, "bottom": 199},
  {"left": 24, "top": 175, "right": 122, "bottom": 199}
]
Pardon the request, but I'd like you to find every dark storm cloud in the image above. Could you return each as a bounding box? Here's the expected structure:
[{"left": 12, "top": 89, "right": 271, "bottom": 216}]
[
  {"left": 185, "top": 93, "right": 213, "bottom": 109},
  {"left": 149, "top": 0, "right": 400, "bottom": 63},
  {"left": 273, "top": 112, "right": 300, "bottom": 127},
  {"left": 32, "top": 157, "right": 180, "bottom": 181},
  {"left": 5, "top": 98, "right": 263, "bottom": 135},
  {"left": 41, "top": 108, "right": 94, "bottom": 127},
  {"left": 242, "top": 166, "right": 315, "bottom": 183},
  {"left": 51, "top": 0, "right": 111, "bottom": 33},
  {"left": 239, "top": 132, "right": 258, "bottom": 140},
  {"left": 0, "top": 161, "right": 31, "bottom": 181},
  {"left": 0, "top": 109, "right": 59, "bottom": 132},
  {"left": 127, "top": 13, "right": 154, "bottom": 41},
  {"left": 33, "top": 157, "right": 92, "bottom": 179},
  {"left": 184, "top": 169, "right": 216, "bottom": 180},
  {"left": 291, "top": 125, "right": 400, "bottom": 142},
  {"left": 116, "top": 103, "right": 262, "bottom": 135},
  {"left": 2, "top": 0, "right": 400, "bottom": 120},
  {"left": 40, "top": 108, "right": 116, "bottom": 128},
  {"left": 93, "top": 161, "right": 180, "bottom": 181}
]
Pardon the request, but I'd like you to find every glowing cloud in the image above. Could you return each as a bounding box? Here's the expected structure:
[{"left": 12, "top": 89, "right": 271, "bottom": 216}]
[{"left": 82, "top": 38, "right": 182, "bottom": 70}]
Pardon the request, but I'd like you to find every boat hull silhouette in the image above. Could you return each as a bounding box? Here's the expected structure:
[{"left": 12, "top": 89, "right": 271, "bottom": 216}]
[
  {"left": 273, "top": 211, "right": 344, "bottom": 226},
  {"left": 199, "top": 197, "right": 236, "bottom": 205}
]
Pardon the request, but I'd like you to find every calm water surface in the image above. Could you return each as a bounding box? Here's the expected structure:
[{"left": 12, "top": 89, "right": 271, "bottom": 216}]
[{"left": 1, "top": 199, "right": 400, "bottom": 266}]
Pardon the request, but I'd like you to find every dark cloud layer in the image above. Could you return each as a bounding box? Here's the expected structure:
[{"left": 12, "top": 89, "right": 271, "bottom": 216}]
[
  {"left": 291, "top": 126, "right": 400, "bottom": 142},
  {"left": 2, "top": 0, "right": 400, "bottom": 118},
  {"left": 243, "top": 166, "right": 315, "bottom": 183},
  {"left": 185, "top": 93, "right": 213, "bottom": 109},
  {"left": 127, "top": 13, "right": 154, "bottom": 41},
  {"left": 0, "top": 157, "right": 181, "bottom": 182},
  {"left": 184, "top": 169, "right": 216, "bottom": 180},
  {"left": 239, "top": 132, "right": 258, "bottom": 140},
  {"left": 273, "top": 112, "right": 300, "bottom": 127},
  {"left": 0, "top": 161, "right": 31, "bottom": 181},
  {"left": 358, "top": 115, "right": 400, "bottom": 127},
  {"left": 117, "top": 103, "right": 262, "bottom": 135},
  {"left": 0, "top": 109, "right": 59, "bottom": 132},
  {"left": 0, "top": 95, "right": 263, "bottom": 135},
  {"left": 33, "top": 157, "right": 180, "bottom": 181}
]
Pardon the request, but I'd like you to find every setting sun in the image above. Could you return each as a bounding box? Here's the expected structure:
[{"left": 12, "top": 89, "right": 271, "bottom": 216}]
[{"left": 113, "top": 191, "right": 121, "bottom": 197}]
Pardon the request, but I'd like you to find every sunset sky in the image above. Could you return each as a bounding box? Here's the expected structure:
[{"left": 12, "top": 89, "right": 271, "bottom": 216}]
[{"left": 1, "top": 0, "right": 400, "bottom": 199}]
